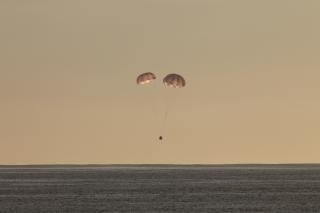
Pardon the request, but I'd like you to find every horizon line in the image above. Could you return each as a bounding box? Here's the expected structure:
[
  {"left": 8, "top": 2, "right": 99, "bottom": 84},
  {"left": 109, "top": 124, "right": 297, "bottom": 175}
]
[{"left": 1, "top": 163, "right": 320, "bottom": 167}]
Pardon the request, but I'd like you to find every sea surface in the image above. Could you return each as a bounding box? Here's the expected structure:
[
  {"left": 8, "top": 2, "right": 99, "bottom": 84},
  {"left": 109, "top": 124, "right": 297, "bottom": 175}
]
[{"left": 0, "top": 164, "right": 320, "bottom": 213}]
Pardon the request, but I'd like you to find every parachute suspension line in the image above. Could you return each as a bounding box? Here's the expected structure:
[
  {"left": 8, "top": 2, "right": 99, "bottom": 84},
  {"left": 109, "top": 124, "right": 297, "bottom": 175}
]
[
  {"left": 148, "top": 86, "right": 157, "bottom": 118},
  {"left": 159, "top": 98, "right": 170, "bottom": 136},
  {"left": 142, "top": 86, "right": 156, "bottom": 119},
  {"left": 159, "top": 89, "right": 177, "bottom": 139},
  {"left": 150, "top": 85, "right": 161, "bottom": 135},
  {"left": 146, "top": 85, "right": 161, "bottom": 140}
]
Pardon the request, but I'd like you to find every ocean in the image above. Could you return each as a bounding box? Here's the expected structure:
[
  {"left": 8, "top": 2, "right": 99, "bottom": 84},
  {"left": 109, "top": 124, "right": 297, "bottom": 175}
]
[{"left": 0, "top": 165, "right": 319, "bottom": 212}]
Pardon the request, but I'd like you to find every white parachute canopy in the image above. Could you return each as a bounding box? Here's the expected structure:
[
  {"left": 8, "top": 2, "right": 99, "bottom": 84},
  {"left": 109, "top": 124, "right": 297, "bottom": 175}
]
[
  {"left": 163, "top": 73, "right": 186, "bottom": 88},
  {"left": 136, "top": 72, "right": 186, "bottom": 141},
  {"left": 136, "top": 72, "right": 156, "bottom": 85}
]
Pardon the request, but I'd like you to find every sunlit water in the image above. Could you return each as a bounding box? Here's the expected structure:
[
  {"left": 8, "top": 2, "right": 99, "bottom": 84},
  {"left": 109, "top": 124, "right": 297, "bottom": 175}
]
[{"left": 0, "top": 165, "right": 320, "bottom": 212}]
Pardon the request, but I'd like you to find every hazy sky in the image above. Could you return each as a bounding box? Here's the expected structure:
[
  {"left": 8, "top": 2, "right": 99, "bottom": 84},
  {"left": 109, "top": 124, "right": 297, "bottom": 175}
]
[{"left": 1, "top": 0, "right": 320, "bottom": 164}]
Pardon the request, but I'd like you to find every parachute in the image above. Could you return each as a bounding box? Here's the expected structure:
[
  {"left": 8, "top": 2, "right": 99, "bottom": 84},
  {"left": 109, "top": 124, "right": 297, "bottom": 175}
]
[
  {"left": 136, "top": 72, "right": 156, "bottom": 85},
  {"left": 163, "top": 74, "right": 186, "bottom": 88},
  {"left": 136, "top": 72, "right": 186, "bottom": 142}
]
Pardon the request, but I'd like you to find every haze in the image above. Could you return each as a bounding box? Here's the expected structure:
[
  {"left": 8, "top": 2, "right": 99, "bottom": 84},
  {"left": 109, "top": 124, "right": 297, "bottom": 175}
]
[{"left": 1, "top": 0, "right": 319, "bottom": 164}]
